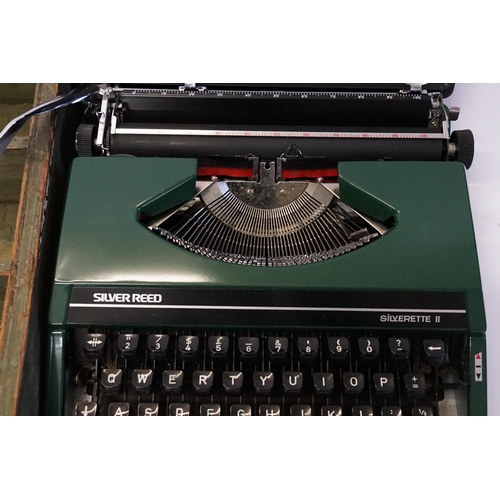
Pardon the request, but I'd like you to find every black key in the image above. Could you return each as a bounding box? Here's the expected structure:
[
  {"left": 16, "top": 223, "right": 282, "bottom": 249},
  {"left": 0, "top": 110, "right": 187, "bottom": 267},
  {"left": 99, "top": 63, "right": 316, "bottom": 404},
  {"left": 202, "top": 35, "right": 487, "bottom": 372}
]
[
  {"left": 75, "top": 402, "right": 97, "bottom": 416},
  {"left": 423, "top": 339, "right": 446, "bottom": 365},
  {"left": 147, "top": 334, "right": 169, "bottom": 359},
  {"left": 297, "top": 337, "right": 319, "bottom": 360},
  {"left": 178, "top": 336, "right": 199, "bottom": 358},
  {"left": 132, "top": 369, "right": 154, "bottom": 393},
  {"left": 352, "top": 405, "right": 373, "bottom": 416},
  {"left": 328, "top": 337, "right": 349, "bottom": 361},
  {"left": 321, "top": 406, "right": 342, "bottom": 416},
  {"left": 108, "top": 402, "right": 130, "bottom": 416},
  {"left": 388, "top": 337, "right": 410, "bottom": 361},
  {"left": 253, "top": 371, "right": 274, "bottom": 394},
  {"left": 268, "top": 337, "right": 288, "bottom": 358},
  {"left": 259, "top": 405, "right": 281, "bottom": 416},
  {"left": 223, "top": 371, "right": 243, "bottom": 395},
  {"left": 169, "top": 403, "right": 190, "bottom": 416},
  {"left": 358, "top": 337, "right": 379, "bottom": 360},
  {"left": 83, "top": 333, "right": 106, "bottom": 359},
  {"left": 238, "top": 337, "right": 259, "bottom": 359},
  {"left": 404, "top": 373, "right": 426, "bottom": 398},
  {"left": 101, "top": 369, "right": 123, "bottom": 395},
  {"left": 381, "top": 406, "right": 402, "bottom": 416},
  {"left": 192, "top": 370, "right": 214, "bottom": 395},
  {"left": 283, "top": 372, "right": 303, "bottom": 393},
  {"left": 117, "top": 333, "right": 139, "bottom": 359},
  {"left": 200, "top": 404, "right": 221, "bottom": 416},
  {"left": 208, "top": 336, "right": 229, "bottom": 358},
  {"left": 373, "top": 373, "right": 395, "bottom": 397},
  {"left": 313, "top": 372, "right": 334, "bottom": 395},
  {"left": 230, "top": 405, "right": 252, "bottom": 416},
  {"left": 162, "top": 370, "right": 183, "bottom": 394},
  {"left": 412, "top": 406, "right": 434, "bottom": 416},
  {"left": 343, "top": 372, "right": 364, "bottom": 395},
  {"left": 138, "top": 403, "right": 159, "bottom": 416},
  {"left": 291, "top": 405, "right": 312, "bottom": 416}
]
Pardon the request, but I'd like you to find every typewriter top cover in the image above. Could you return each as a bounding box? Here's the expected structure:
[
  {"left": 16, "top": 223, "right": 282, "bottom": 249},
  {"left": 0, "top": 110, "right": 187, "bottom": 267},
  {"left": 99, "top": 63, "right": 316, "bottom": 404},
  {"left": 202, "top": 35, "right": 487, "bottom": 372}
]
[{"left": 46, "top": 83, "right": 486, "bottom": 416}]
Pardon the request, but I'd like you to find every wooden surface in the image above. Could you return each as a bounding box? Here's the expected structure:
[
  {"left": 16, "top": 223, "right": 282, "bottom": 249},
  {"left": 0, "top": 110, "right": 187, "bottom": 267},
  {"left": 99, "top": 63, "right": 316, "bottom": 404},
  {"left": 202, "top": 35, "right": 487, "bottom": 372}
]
[
  {"left": 0, "top": 204, "right": 18, "bottom": 275},
  {"left": 0, "top": 89, "right": 34, "bottom": 276},
  {"left": 0, "top": 83, "right": 57, "bottom": 415},
  {"left": 0, "top": 150, "right": 25, "bottom": 204},
  {"left": 0, "top": 84, "right": 36, "bottom": 104}
]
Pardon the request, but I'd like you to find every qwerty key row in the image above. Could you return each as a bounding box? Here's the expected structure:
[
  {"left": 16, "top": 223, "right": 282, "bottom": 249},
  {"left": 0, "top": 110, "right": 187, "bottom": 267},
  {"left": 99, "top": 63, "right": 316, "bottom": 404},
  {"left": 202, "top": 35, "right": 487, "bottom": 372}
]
[{"left": 69, "top": 329, "right": 466, "bottom": 416}]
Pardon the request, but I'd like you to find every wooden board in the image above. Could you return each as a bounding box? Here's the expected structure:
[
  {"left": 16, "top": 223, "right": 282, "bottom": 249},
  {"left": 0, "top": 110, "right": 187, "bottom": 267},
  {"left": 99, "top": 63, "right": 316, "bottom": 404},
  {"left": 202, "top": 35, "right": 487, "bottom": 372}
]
[
  {"left": 0, "top": 150, "right": 25, "bottom": 203},
  {"left": 0, "top": 84, "right": 35, "bottom": 104},
  {"left": 0, "top": 204, "right": 18, "bottom": 275},
  {"left": 0, "top": 103, "right": 34, "bottom": 144},
  {"left": 0, "top": 83, "right": 57, "bottom": 415}
]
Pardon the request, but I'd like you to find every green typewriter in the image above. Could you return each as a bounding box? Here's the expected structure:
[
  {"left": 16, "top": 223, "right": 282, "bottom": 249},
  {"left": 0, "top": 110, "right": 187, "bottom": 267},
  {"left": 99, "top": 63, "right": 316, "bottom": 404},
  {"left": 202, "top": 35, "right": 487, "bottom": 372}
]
[{"left": 45, "top": 84, "right": 486, "bottom": 416}]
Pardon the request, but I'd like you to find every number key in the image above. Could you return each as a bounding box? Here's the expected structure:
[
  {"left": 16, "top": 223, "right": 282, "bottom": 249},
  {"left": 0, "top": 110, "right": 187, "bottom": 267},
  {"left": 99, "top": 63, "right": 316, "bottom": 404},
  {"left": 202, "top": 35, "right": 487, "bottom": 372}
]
[
  {"left": 268, "top": 337, "right": 288, "bottom": 359},
  {"left": 117, "top": 333, "right": 139, "bottom": 359},
  {"left": 208, "top": 336, "right": 229, "bottom": 359},
  {"left": 178, "top": 335, "right": 199, "bottom": 358},
  {"left": 147, "top": 334, "right": 169, "bottom": 359},
  {"left": 328, "top": 337, "right": 349, "bottom": 361},
  {"left": 358, "top": 337, "right": 379, "bottom": 360},
  {"left": 297, "top": 337, "right": 319, "bottom": 360},
  {"left": 238, "top": 337, "right": 259, "bottom": 360}
]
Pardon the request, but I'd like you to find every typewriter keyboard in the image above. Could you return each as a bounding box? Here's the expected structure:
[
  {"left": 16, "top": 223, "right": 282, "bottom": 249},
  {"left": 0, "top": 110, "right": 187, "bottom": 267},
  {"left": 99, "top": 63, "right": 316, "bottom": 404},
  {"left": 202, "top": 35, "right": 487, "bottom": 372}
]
[{"left": 68, "top": 328, "right": 469, "bottom": 416}]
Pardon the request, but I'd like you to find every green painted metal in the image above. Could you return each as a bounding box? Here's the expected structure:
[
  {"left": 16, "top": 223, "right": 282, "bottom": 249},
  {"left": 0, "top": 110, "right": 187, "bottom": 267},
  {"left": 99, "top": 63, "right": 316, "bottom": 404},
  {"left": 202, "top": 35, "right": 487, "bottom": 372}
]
[
  {"left": 46, "top": 157, "right": 487, "bottom": 415},
  {"left": 45, "top": 330, "right": 65, "bottom": 416},
  {"left": 49, "top": 158, "right": 485, "bottom": 330},
  {"left": 338, "top": 161, "right": 485, "bottom": 335}
]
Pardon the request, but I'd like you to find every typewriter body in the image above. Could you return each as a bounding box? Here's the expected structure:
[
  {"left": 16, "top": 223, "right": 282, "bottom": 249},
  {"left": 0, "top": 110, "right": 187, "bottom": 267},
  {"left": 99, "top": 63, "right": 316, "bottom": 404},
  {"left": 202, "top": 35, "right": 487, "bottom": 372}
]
[{"left": 46, "top": 83, "right": 486, "bottom": 416}]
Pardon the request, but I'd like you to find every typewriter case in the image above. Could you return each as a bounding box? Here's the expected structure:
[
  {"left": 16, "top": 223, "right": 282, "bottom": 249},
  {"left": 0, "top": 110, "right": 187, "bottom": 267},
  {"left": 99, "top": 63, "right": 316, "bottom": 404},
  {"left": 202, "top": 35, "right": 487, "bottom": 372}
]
[{"left": 45, "top": 84, "right": 486, "bottom": 416}]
